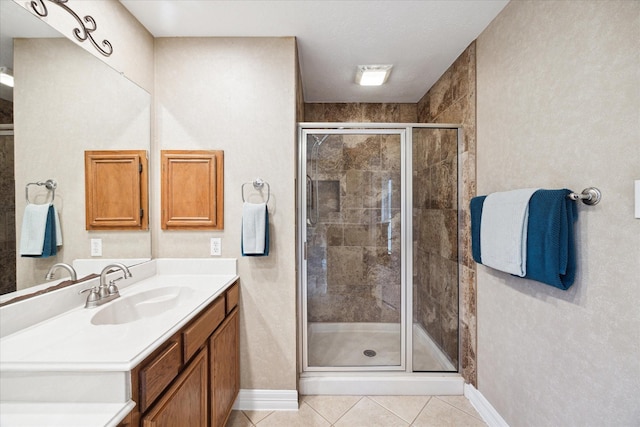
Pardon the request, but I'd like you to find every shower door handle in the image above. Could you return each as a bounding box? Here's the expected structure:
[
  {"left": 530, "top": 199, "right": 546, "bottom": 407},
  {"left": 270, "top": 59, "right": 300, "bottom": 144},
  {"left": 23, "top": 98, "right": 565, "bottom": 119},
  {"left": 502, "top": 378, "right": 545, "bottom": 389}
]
[{"left": 306, "top": 174, "right": 316, "bottom": 225}]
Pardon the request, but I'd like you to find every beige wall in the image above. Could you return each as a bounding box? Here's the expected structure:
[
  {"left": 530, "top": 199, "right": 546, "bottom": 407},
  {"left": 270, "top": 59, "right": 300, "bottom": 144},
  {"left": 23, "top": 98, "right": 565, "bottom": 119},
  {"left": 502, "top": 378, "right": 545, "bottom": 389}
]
[
  {"left": 476, "top": 1, "right": 640, "bottom": 425},
  {"left": 13, "top": 0, "right": 154, "bottom": 92},
  {"left": 14, "top": 38, "right": 151, "bottom": 290},
  {"left": 154, "top": 37, "right": 298, "bottom": 390}
]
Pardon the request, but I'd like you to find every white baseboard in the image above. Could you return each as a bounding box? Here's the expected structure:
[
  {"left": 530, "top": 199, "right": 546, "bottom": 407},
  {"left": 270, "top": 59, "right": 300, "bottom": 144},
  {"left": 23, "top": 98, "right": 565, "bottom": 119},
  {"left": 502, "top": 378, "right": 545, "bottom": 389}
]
[
  {"left": 464, "top": 383, "right": 509, "bottom": 427},
  {"left": 232, "top": 389, "right": 299, "bottom": 411}
]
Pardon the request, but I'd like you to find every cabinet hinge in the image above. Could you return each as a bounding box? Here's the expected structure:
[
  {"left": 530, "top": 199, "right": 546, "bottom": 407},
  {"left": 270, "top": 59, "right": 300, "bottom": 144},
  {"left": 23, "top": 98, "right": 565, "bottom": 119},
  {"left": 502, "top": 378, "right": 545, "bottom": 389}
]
[
  {"left": 140, "top": 208, "right": 144, "bottom": 219},
  {"left": 139, "top": 163, "right": 143, "bottom": 173}
]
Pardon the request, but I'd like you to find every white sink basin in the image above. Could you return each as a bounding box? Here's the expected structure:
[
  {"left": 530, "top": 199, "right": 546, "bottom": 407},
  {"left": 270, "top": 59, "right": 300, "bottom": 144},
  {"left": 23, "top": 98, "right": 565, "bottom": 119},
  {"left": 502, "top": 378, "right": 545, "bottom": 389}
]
[{"left": 91, "top": 286, "right": 194, "bottom": 326}]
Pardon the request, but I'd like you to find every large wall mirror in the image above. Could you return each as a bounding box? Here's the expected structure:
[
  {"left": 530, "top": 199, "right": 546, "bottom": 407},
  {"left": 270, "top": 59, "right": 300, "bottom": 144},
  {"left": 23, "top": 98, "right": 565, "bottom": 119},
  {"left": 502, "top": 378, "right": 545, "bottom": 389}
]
[{"left": 0, "top": 0, "right": 151, "bottom": 297}]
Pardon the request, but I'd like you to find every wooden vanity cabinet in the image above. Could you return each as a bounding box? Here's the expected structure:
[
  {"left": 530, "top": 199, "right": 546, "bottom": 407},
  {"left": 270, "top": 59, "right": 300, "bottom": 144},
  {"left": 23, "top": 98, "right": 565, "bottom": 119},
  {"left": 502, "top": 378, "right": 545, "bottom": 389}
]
[
  {"left": 128, "top": 281, "right": 239, "bottom": 427},
  {"left": 210, "top": 309, "right": 239, "bottom": 427},
  {"left": 143, "top": 348, "right": 208, "bottom": 427}
]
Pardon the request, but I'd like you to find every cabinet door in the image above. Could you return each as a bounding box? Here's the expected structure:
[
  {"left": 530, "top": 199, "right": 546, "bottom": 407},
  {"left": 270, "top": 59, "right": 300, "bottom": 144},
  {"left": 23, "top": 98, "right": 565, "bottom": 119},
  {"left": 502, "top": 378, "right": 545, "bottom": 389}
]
[
  {"left": 210, "top": 309, "right": 239, "bottom": 427},
  {"left": 161, "top": 150, "right": 224, "bottom": 230},
  {"left": 143, "top": 348, "right": 208, "bottom": 427},
  {"left": 84, "top": 150, "right": 148, "bottom": 230}
]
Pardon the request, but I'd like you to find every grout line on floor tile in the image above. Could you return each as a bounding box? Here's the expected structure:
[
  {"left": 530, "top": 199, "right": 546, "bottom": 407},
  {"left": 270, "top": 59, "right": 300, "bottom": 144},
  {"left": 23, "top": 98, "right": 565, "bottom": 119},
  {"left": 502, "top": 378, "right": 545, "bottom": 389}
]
[
  {"left": 364, "top": 396, "right": 413, "bottom": 425},
  {"left": 367, "top": 395, "right": 433, "bottom": 425},
  {"left": 249, "top": 410, "right": 275, "bottom": 426},
  {"left": 330, "top": 396, "right": 366, "bottom": 425},
  {"left": 238, "top": 411, "right": 256, "bottom": 427},
  {"left": 409, "top": 395, "right": 432, "bottom": 425},
  {"left": 433, "top": 396, "right": 486, "bottom": 422},
  {"left": 301, "top": 401, "right": 335, "bottom": 426}
]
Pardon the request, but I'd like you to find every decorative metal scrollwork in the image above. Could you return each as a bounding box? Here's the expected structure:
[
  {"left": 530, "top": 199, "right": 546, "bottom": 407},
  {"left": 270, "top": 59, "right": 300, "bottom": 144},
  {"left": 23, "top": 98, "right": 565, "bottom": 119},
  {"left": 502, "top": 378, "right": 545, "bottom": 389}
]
[{"left": 30, "top": 0, "right": 113, "bottom": 57}]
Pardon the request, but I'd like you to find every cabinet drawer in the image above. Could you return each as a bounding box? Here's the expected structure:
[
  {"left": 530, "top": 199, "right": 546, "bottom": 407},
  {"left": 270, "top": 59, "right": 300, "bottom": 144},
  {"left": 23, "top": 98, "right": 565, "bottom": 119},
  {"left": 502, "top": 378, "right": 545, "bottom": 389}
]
[
  {"left": 183, "top": 297, "right": 225, "bottom": 362},
  {"left": 139, "top": 339, "right": 182, "bottom": 413},
  {"left": 226, "top": 282, "right": 239, "bottom": 314},
  {"left": 143, "top": 348, "right": 208, "bottom": 427}
]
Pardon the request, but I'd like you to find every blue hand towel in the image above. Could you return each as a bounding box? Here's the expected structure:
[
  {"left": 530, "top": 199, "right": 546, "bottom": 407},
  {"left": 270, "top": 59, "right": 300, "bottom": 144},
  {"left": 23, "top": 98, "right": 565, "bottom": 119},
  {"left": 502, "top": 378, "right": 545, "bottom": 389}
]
[
  {"left": 470, "top": 195, "right": 486, "bottom": 264},
  {"left": 241, "top": 202, "right": 269, "bottom": 257},
  {"left": 524, "top": 189, "right": 578, "bottom": 290},
  {"left": 20, "top": 204, "right": 58, "bottom": 258},
  {"left": 471, "top": 189, "right": 578, "bottom": 290}
]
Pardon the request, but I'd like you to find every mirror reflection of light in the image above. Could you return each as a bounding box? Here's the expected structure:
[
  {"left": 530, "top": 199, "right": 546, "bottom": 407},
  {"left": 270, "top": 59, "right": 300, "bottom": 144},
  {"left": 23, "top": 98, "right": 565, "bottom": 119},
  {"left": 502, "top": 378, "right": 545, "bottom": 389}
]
[{"left": 0, "top": 68, "right": 13, "bottom": 87}]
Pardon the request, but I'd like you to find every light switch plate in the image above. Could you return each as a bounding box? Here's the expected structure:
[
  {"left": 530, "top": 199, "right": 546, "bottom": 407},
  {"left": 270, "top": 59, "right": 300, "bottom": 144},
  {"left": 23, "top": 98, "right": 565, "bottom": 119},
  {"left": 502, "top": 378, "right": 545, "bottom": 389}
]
[
  {"left": 90, "top": 238, "right": 102, "bottom": 257},
  {"left": 210, "top": 238, "right": 221, "bottom": 256}
]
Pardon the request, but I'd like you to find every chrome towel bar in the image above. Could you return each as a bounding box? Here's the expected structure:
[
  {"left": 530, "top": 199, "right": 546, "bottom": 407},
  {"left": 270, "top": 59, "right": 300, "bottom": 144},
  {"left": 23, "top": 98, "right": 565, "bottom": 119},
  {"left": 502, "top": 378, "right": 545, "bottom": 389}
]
[{"left": 568, "top": 187, "right": 601, "bottom": 205}]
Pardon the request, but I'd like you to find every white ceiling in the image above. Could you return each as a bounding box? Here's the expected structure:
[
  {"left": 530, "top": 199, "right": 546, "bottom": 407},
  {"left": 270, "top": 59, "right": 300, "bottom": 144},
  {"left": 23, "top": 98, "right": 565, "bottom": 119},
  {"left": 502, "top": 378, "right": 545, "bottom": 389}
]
[{"left": 120, "top": 0, "right": 509, "bottom": 103}]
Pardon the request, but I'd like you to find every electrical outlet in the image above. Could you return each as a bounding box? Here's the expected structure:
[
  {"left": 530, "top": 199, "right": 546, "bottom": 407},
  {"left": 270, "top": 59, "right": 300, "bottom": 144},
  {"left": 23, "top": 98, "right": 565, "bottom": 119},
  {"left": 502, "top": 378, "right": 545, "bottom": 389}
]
[
  {"left": 91, "top": 238, "right": 102, "bottom": 257},
  {"left": 210, "top": 238, "right": 221, "bottom": 256}
]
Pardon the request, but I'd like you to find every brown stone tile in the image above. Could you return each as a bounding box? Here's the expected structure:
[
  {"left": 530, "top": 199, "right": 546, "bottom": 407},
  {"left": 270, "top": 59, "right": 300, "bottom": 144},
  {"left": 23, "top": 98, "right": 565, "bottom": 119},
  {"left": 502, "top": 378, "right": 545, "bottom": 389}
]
[
  {"left": 304, "top": 103, "right": 324, "bottom": 122},
  {"left": 399, "top": 104, "right": 418, "bottom": 122}
]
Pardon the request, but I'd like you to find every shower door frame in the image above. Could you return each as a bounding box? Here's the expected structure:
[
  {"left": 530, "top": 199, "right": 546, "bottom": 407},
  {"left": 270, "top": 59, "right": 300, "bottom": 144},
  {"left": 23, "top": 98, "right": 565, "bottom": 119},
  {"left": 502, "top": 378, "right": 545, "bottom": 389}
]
[{"left": 297, "top": 123, "right": 463, "bottom": 375}]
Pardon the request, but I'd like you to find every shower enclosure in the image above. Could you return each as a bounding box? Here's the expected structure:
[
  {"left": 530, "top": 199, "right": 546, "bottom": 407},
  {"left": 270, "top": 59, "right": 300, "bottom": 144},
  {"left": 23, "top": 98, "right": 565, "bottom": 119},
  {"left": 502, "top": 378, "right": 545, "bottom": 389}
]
[{"left": 298, "top": 123, "right": 461, "bottom": 392}]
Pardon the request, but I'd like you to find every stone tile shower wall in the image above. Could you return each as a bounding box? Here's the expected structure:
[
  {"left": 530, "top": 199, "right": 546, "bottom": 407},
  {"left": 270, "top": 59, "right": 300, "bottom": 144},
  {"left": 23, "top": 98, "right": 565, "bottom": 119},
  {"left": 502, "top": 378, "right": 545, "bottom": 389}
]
[
  {"left": 417, "top": 42, "right": 477, "bottom": 385},
  {"left": 412, "top": 128, "right": 459, "bottom": 366},
  {"left": 306, "top": 133, "right": 403, "bottom": 323},
  {"left": 304, "top": 103, "right": 415, "bottom": 324},
  {"left": 0, "top": 98, "right": 15, "bottom": 295}
]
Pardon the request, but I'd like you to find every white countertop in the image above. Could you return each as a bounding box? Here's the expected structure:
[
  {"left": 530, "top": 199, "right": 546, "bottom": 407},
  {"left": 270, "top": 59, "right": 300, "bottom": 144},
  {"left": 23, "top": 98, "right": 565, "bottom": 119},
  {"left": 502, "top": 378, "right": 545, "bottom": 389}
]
[
  {"left": 0, "top": 258, "right": 238, "bottom": 427},
  {"left": 0, "top": 402, "right": 135, "bottom": 427}
]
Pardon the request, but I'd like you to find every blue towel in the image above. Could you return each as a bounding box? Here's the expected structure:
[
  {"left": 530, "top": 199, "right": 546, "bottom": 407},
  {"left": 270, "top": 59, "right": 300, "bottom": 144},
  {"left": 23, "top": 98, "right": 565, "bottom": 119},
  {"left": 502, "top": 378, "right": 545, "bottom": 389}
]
[
  {"left": 470, "top": 189, "right": 578, "bottom": 290},
  {"left": 470, "top": 195, "right": 486, "bottom": 264},
  {"left": 524, "top": 189, "right": 577, "bottom": 290},
  {"left": 22, "top": 205, "right": 58, "bottom": 258},
  {"left": 241, "top": 204, "right": 269, "bottom": 257}
]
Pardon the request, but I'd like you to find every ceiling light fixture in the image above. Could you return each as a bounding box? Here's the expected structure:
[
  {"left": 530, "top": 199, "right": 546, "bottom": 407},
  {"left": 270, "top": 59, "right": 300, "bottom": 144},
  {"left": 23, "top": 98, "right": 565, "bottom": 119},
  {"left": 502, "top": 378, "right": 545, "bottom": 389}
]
[
  {"left": 355, "top": 65, "right": 393, "bottom": 86},
  {"left": 0, "top": 67, "right": 14, "bottom": 88}
]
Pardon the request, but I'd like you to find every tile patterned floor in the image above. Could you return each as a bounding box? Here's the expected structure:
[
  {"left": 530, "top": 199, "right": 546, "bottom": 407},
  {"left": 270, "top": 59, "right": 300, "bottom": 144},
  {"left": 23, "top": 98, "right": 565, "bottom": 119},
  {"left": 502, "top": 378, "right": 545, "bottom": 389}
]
[{"left": 226, "top": 395, "right": 487, "bottom": 426}]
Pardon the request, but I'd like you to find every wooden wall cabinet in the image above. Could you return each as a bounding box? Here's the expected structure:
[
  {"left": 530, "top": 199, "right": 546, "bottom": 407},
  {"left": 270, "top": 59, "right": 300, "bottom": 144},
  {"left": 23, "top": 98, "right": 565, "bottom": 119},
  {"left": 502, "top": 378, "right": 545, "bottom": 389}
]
[
  {"left": 161, "top": 150, "right": 224, "bottom": 230},
  {"left": 84, "top": 150, "right": 148, "bottom": 230},
  {"left": 130, "top": 281, "right": 239, "bottom": 427}
]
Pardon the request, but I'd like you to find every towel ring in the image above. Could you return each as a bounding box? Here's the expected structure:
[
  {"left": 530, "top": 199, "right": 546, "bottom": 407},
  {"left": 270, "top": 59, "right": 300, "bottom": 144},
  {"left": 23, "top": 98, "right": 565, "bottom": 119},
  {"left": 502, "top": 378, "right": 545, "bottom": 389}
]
[
  {"left": 241, "top": 178, "right": 270, "bottom": 204},
  {"left": 25, "top": 179, "right": 57, "bottom": 205}
]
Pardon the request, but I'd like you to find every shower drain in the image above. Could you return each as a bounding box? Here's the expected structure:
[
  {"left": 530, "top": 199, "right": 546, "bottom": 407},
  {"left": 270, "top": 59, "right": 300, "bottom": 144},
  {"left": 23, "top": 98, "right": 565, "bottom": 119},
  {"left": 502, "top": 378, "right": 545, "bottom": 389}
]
[{"left": 363, "top": 349, "right": 377, "bottom": 357}]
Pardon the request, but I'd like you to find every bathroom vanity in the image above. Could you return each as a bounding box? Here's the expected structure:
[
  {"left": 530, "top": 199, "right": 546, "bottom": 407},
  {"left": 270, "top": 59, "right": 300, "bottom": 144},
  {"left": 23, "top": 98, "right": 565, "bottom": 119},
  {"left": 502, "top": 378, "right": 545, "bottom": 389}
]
[{"left": 0, "top": 259, "right": 239, "bottom": 427}]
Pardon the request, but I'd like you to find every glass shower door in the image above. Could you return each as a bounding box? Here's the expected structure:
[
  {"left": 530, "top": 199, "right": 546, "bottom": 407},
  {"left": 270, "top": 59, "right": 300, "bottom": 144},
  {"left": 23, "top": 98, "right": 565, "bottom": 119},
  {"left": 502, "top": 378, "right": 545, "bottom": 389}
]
[{"left": 303, "top": 129, "right": 405, "bottom": 370}]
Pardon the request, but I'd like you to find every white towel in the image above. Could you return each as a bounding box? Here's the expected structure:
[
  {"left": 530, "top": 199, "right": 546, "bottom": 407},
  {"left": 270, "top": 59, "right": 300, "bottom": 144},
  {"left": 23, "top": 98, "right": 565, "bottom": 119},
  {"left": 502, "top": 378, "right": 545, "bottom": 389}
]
[
  {"left": 242, "top": 202, "right": 267, "bottom": 254},
  {"left": 19, "top": 204, "right": 51, "bottom": 256},
  {"left": 54, "top": 207, "right": 62, "bottom": 246},
  {"left": 480, "top": 188, "right": 539, "bottom": 277}
]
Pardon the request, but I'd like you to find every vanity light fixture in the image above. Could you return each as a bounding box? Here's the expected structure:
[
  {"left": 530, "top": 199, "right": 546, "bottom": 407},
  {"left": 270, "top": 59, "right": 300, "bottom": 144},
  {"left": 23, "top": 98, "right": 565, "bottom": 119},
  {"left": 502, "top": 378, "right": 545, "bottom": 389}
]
[
  {"left": 355, "top": 64, "right": 393, "bottom": 86},
  {"left": 0, "top": 67, "right": 13, "bottom": 88}
]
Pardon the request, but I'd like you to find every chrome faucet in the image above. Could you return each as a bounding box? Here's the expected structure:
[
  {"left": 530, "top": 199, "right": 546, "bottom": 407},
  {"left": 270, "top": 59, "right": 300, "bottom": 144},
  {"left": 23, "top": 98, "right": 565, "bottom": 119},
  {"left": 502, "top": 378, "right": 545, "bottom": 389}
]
[
  {"left": 45, "top": 263, "right": 78, "bottom": 282},
  {"left": 99, "top": 262, "right": 132, "bottom": 298},
  {"left": 80, "top": 263, "right": 132, "bottom": 308}
]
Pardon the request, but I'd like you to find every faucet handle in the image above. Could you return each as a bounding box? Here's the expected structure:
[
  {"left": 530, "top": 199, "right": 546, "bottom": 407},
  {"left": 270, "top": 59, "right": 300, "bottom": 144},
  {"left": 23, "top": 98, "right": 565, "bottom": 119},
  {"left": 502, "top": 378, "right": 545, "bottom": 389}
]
[
  {"left": 80, "top": 287, "right": 100, "bottom": 308},
  {"left": 107, "top": 277, "right": 123, "bottom": 296}
]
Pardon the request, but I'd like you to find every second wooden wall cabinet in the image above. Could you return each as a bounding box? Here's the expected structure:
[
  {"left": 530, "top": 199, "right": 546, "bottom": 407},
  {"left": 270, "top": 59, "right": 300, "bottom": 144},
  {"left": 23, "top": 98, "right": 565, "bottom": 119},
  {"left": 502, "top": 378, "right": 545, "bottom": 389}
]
[{"left": 161, "top": 150, "right": 224, "bottom": 230}]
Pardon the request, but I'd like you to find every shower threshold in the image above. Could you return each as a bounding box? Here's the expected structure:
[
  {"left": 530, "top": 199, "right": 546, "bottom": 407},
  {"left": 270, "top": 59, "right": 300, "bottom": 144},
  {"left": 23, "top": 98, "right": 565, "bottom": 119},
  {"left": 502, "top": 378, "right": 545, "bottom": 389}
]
[{"left": 299, "top": 372, "right": 464, "bottom": 396}]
